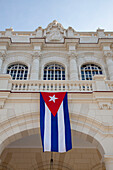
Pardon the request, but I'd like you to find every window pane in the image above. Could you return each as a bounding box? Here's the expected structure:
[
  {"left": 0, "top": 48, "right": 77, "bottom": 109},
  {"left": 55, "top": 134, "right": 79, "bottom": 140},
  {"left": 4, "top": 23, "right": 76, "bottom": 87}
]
[
  {"left": 43, "top": 63, "right": 65, "bottom": 80},
  {"left": 7, "top": 64, "right": 28, "bottom": 80},
  {"left": 81, "top": 64, "right": 103, "bottom": 80}
]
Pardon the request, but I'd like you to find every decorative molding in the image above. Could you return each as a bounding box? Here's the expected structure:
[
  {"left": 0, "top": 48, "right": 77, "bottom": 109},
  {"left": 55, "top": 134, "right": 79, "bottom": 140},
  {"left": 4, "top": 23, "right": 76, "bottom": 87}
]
[
  {"left": 0, "top": 51, "right": 6, "bottom": 61},
  {"left": 104, "top": 155, "right": 113, "bottom": 162},
  {"left": 104, "top": 51, "right": 113, "bottom": 59},
  {"left": 0, "top": 92, "right": 10, "bottom": 109}
]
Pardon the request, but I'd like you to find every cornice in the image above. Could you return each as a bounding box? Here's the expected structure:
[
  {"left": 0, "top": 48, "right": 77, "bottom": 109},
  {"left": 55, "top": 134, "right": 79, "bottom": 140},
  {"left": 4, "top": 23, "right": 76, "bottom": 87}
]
[{"left": 1, "top": 36, "right": 113, "bottom": 51}]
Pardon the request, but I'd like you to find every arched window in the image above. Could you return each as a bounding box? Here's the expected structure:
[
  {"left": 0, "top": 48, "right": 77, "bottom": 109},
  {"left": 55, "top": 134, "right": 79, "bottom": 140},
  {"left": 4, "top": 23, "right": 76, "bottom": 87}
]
[
  {"left": 43, "top": 63, "right": 65, "bottom": 80},
  {"left": 7, "top": 64, "right": 28, "bottom": 80},
  {"left": 81, "top": 64, "right": 103, "bottom": 80}
]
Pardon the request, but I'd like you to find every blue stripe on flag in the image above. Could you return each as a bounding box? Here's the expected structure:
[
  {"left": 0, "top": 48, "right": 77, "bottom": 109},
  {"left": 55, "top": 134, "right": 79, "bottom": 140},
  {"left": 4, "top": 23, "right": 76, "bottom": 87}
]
[
  {"left": 63, "top": 92, "right": 72, "bottom": 151},
  {"left": 51, "top": 113, "right": 58, "bottom": 152},
  {"left": 40, "top": 93, "right": 45, "bottom": 151}
]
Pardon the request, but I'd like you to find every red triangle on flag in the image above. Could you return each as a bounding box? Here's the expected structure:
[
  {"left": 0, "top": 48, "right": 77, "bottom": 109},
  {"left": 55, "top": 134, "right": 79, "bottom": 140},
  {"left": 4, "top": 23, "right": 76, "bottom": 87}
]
[{"left": 41, "top": 92, "right": 66, "bottom": 117}]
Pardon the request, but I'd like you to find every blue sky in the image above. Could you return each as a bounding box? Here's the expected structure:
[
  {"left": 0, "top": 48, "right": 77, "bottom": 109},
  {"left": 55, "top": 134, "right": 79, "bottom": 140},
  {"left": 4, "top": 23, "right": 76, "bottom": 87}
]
[{"left": 0, "top": 0, "right": 113, "bottom": 32}]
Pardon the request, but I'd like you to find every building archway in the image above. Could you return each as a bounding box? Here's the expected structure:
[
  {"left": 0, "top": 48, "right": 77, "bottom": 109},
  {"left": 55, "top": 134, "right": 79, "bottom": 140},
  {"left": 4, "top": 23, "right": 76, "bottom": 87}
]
[{"left": 0, "top": 128, "right": 106, "bottom": 170}]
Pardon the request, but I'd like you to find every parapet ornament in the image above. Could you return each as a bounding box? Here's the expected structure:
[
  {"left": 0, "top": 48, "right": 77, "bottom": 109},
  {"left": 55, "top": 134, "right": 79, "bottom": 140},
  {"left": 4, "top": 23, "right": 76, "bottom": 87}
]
[
  {"left": 46, "top": 20, "right": 64, "bottom": 33},
  {"left": 45, "top": 20, "right": 65, "bottom": 42}
]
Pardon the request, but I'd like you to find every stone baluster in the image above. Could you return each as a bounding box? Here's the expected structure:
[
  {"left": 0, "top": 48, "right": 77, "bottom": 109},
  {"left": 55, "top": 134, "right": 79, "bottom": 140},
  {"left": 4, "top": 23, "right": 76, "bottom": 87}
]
[
  {"left": 104, "top": 51, "right": 113, "bottom": 80},
  {"left": 69, "top": 52, "right": 78, "bottom": 80},
  {"left": 104, "top": 155, "right": 113, "bottom": 170},
  {"left": 30, "top": 52, "right": 41, "bottom": 80}
]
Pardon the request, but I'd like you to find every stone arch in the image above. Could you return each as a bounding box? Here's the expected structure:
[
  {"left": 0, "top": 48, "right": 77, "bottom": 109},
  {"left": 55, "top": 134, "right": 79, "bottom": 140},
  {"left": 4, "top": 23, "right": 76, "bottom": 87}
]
[
  {"left": 0, "top": 111, "right": 40, "bottom": 154},
  {"left": 6, "top": 61, "right": 29, "bottom": 70},
  {"left": 43, "top": 61, "right": 66, "bottom": 70},
  {"left": 0, "top": 109, "right": 107, "bottom": 157},
  {"left": 0, "top": 129, "right": 106, "bottom": 170},
  {"left": 2, "top": 56, "right": 31, "bottom": 78},
  {"left": 70, "top": 112, "right": 113, "bottom": 157},
  {"left": 70, "top": 113, "right": 106, "bottom": 156},
  {"left": 0, "top": 112, "right": 108, "bottom": 170}
]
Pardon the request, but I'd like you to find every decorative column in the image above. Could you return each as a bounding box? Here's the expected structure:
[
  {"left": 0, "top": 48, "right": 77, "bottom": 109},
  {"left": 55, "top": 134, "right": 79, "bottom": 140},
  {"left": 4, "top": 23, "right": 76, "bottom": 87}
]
[
  {"left": 104, "top": 155, "right": 113, "bottom": 170},
  {"left": 69, "top": 52, "right": 78, "bottom": 80},
  {"left": 30, "top": 52, "right": 41, "bottom": 80},
  {"left": 104, "top": 51, "right": 113, "bottom": 80}
]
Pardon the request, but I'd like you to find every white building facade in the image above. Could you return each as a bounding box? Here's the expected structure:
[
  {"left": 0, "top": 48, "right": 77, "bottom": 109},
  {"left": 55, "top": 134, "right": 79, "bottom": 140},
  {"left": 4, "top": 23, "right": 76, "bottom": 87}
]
[{"left": 0, "top": 20, "right": 113, "bottom": 169}]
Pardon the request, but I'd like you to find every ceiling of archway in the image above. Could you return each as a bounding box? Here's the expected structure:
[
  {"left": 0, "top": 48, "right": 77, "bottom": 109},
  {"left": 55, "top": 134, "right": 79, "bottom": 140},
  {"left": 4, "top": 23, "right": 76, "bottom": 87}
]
[{"left": 7, "top": 131, "right": 97, "bottom": 149}]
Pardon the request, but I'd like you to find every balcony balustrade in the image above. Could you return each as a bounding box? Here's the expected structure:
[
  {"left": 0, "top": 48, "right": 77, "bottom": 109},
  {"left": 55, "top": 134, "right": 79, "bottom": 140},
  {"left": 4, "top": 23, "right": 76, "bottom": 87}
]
[
  {"left": 11, "top": 80, "right": 93, "bottom": 92},
  {"left": 0, "top": 74, "right": 113, "bottom": 92}
]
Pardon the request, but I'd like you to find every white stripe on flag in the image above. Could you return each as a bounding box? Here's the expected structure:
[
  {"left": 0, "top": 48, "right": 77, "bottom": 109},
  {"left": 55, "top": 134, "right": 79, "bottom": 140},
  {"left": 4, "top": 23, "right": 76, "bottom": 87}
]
[
  {"left": 44, "top": 103, "right": 51, "bottom": 151},
  {"left": 58, "top": 102, "right": 66, "bottom": 152}
]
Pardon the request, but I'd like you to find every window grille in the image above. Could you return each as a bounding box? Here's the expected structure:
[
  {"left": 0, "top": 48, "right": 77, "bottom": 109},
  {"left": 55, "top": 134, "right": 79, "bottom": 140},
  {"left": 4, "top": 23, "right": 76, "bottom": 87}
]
[
  {"left": 43, "top": 64, "right": 65, "bottom": 80},
  {"left": 7, "top": 64, "right": 28, "bottom": 80},
  {"left": 81, "top": 64, "right": 103, "bottom": 80}
]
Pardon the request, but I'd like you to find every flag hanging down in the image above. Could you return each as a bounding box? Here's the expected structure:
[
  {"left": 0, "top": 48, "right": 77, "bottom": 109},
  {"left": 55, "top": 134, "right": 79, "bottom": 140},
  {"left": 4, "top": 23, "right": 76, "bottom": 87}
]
[{"left": 40, "top": 92, "right": 72, "bottom": 152}]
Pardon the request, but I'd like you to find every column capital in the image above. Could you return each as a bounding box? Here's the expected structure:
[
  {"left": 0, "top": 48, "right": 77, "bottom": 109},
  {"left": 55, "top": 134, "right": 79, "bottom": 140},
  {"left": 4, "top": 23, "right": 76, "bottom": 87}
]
[
  {"left": 32, "top": 52, "right": 41, "bottom": 60},
  {"left": 0, "top": 51, "right": 6, "bottom": 61},
  {"left": 68, "top": 52, "right": 78, "bottom": 59}
]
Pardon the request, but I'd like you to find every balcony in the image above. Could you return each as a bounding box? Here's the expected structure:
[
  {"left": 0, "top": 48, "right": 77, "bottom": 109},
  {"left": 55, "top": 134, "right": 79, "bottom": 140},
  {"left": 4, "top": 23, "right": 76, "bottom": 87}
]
[
  {"left": 0, "top": 74, "right": 113, "bottom": 92},
  {"left": 11, "top": 80, "right": 93, "bottom": 92}
]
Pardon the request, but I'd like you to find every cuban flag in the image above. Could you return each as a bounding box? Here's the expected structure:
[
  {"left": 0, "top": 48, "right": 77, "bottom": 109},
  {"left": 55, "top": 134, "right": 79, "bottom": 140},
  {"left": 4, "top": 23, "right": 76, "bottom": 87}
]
[{"left": 40, "top": 92, "right": 72, "bottom": 152}]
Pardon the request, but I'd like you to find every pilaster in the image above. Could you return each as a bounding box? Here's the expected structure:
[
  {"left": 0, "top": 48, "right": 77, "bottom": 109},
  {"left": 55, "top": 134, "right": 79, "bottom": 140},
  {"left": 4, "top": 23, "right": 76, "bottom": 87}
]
[
  {"left": 0, "top": 51, "right": 6, "bottom": 73},
  {"left": 69, "top": 52, "right": 78, "bottom": 81},
  {"left": 103, "top": 49, "right": 113, "bottom": 80},
  {"left": 30, "top": 52, "right": 41, "bottom": 80}
]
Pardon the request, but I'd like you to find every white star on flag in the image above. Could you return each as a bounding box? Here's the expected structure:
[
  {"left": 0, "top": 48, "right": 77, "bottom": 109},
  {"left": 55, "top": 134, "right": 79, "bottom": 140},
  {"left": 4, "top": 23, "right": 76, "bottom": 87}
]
[{"left": 49, "top": 95, "right": 58, "bottom": 103}]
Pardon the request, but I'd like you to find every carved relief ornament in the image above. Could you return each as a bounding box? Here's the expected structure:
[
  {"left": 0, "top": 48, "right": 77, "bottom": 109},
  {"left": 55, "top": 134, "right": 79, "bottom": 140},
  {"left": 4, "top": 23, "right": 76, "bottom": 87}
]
[
  {"left": 98, "top": 101, "right": 112, "bottom": 110},
  {"left": 104, "top": 51, "right": 113, "bottom": 59},
  {"left": 0, "top": 51, "right": 6, "bottom": 61},
  {"left": 46, "top": 20, "right": 65, "bottom": 42}
]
